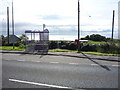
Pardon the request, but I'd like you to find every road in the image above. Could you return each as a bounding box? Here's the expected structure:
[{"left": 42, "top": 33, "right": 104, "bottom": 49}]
[{"left": 2, "top": 53, "right": 119, "bottom": 89}]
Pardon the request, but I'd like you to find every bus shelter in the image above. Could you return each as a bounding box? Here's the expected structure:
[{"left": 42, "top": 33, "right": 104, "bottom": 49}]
[{"left": 25, "top": 29, "right": 49, "bottom": 54}]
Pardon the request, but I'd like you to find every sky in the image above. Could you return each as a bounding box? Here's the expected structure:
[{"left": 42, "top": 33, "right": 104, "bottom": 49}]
[{"left": 0, "top": 0, "right": 119, "bottom": 40}]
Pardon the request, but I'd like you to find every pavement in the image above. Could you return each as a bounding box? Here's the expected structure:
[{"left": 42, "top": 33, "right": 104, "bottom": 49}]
[{"left": 0, "top": 50, "right": 119, "bottom": 62}]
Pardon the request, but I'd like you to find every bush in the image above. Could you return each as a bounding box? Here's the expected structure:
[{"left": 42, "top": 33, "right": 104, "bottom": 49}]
[
  {"left": 60, "top": 44, "right": 68, "bottom": 49},
  {"left": 81, "top": 44, "right": 97, "bottom": 52},
  {"left": 19, "top": 43, "right": 26, "bottom": 48},
  {"left": 96, "top": 43, "right": 120, "bottom": 54},
  {"left": 68, "top": 42, "right": 76, "bottom": 50},
  {"left": 48, "top": 40, "right": 120, "bottom": 54},
  {"left": 84, "top": 34, "right": 106, "bottom": 41},
  {"left": 49, "top": 41, "right": 57, "bottom": 49}
]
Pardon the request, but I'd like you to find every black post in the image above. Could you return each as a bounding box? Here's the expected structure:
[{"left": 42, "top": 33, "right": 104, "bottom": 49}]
[
  {"left": 34, "top": 32, "right": 35, "bottom": 41},
  {"left": 31, "top": 33, "right": 32, "bottom": 40},
  {"left": 78, "top": 0, "right": 80, "bottom": 52},
  {"left": 111, "top": 10, "right": 115, "bottom": 40},
  {"left": 7, "top": 7, "right": 9, "bottom": 44},
  {"left": 43, "top": 24, "right": 45, "bottom": 30}
]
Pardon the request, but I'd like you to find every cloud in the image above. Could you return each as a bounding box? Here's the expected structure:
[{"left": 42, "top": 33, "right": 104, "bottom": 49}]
[
  {"left": 42, "top": 15, "right": 61, "bottom": 20},
  {"left": 0, "top": 0, "right": 119, "bottom": 39},
  {"left": 1, "top": 21, "right": 118, "bottom": 39},
  {"left": 15, "top": 22, "right": 34, "bottom": 28}
]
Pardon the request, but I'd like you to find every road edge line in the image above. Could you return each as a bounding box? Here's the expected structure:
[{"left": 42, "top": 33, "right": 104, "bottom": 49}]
[{"left": 9, "top": 78, "right": 71, "bottom": 89}]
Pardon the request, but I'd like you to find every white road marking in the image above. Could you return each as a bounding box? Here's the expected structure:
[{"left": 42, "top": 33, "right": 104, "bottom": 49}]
[
  {"left": 91, "top": 64, "right": 98, "bottom": 66},
  {"left": 50, "top": 62, "right": 59, "bottom": 64},
  {"left": 112, "top": 65, "right": 120, "bottom": 67},
  {"left": 17, "top": 60, "right": 25, "bottom": 62},
  {"left": 16, "top": 60, "right": 42, "bottom": 63},
  {"left": 69, "top": 63, "right": 79, "bottom": 65},
  {"left": 33, "top": 61, "right": 41, "bottom": 62},
  {"left": 5, "top": 59, "right": 120, "bottom": 67},
  {"left": 4, "top": 54, "right": 19, "bottom": 55},
  {"left": 9, "top": 78, "right": 71, "bottom": 89}
]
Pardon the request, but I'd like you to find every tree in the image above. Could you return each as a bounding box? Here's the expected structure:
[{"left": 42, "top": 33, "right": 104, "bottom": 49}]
[
  {"left": 84, "top": 34, "right": 106, "bottom": 41},
  {"left": 84, "top": 35, "right": 90, "bottom": 40},
  {"left": 0, "top": 35, "right": 5, "bottom": 46},
  {"left": 19, "top": 34, "right": 28, "bottom": 42},
  {"left": 19, "top": 34, "right": 29, "bottom": 48}
]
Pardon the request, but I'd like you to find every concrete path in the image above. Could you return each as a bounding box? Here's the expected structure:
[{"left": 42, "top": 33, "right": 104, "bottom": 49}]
[{"left": 0, "top": 50, "right": 119, "bottom": 62}]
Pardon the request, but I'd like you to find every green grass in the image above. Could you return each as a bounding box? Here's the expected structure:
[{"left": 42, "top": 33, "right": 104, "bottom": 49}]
[
  {"left": 81, "top": 51, "right": 120, "bottom": 56},
  {"left": 1, "top": 46, "right": 119, "bottom": 56},
  {"left": 49, "top": 49, "right": 119, "bottom": 56},
  {"left": 49, "top": 49, "right": 77, "bottom": 52},
  {"left": 0, "top": 46, "right": 25, "bottom": 51},
  {"left": 88, "top": 40, "right": 106, "bottom": 44}
]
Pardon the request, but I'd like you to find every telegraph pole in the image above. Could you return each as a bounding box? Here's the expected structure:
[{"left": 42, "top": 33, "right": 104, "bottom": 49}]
[
  {"left": 78, "top": 0, "right": 80, "bottom": 52},
  {"left": 12, "top": 0, "right": 14, "bottom": 35},
  {"left": 111, "top": 10, "right": 115, "bottom": 40},
  {"left": 7, "top": 7, "right": 9, "bottom": 44},
  {"left": 12, "top": 0, "right": 15, "bottom": 49}
]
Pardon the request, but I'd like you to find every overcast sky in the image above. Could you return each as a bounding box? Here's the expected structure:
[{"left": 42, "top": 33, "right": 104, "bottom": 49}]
[{"left": 0, "top": 0, "right": 119, "bottom": 40}]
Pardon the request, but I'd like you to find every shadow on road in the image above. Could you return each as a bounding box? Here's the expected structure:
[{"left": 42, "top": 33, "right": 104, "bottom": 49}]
[
  {"left": 18, "top": 51, "right": 111, "bottom": 71},
  {"left": 48, "top": 52, "right": 111, "bottom": 71},
  {"left": 81, "top": 52, "right": 111, "bottom": 71},
  {"left": 19, "top": 51, "right": 48, "bottom": 58},
  {"left": 39, "top": 54, "right": 46, "bottom": 58}
]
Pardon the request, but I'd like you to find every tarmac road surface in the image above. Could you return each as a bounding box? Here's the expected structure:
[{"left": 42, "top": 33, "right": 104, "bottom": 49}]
[{"left": 2, "top": 53, "right": 119, "bottom": 89}]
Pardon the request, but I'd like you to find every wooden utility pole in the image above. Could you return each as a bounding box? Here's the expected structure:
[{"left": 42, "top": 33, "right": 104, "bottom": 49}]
[
  {"left": 7, "top": 7, "right": 9, "bottom": 44},
  {"left": 12, "top": 0, "right": 15, "bottom": 49},
  {"left": 78, "top": 0, "right": 80, "bottom": 51},
  {"left": 111, "top": 10, "right": 115, "bottom": 40},
  {"left": 12, "top": 0, "right": 14, "bottom": 35}
]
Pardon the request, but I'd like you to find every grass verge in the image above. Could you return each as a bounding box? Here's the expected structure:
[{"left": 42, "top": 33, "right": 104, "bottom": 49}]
[
  {"left": 49, "top": 49, "right": 77, "bottom": 52},
  {"left": 49, "top": 49, "right": 119, "bottom": 56},
  {"left": 0, "top": 46, "right": 25, "bottom": 51},
  {"left": 81, "top": 51, "right": 120, "bottom": 56},
  {"left": 88, "top": 40, "right": 106, "bottom": 44},
  {"left": 0, "top": 46, "right": 119, "bottom": 56}
]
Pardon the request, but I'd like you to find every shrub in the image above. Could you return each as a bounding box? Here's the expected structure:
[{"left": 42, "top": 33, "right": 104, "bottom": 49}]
[
  {"left": 68, "top": 42, "right": 76, "bottom": 50},
  {"left": 60, "top": 45, "right": 68, "bottom": 49},
  {"left": 49, "top": 41, "right": 57, "bottom": 49},
  {"left": 19, "top": 43, "right": 26, "bottom": 48},
  {"left": 48, "top": 40, "right": 120, "bottom": 54},
  {"left": 84, "top": 34, "right": 106, "bottom": 41},
  {"left": 96, "top": 43, "right": 120, "bottom": 54},
  {"left": 81, "top": 44, "right": 97, "bottom": 52}
]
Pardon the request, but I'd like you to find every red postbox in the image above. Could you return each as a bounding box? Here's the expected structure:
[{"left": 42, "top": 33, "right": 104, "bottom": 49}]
[{"left": 74, "top": 39, "right": 79, "bottom": 48}]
